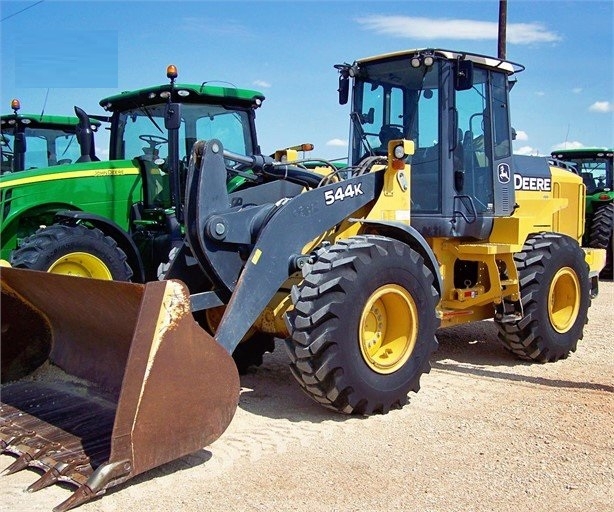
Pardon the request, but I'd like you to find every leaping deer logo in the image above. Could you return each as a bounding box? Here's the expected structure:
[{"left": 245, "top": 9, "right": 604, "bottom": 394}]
[{"left": 498, "top": 163, "right": 511, "bottom": 184}]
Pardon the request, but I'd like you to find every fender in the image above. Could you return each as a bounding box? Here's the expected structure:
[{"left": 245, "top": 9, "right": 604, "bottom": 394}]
[
  {"left": 355, "top": 219, "right": 443, "bottom": 295},
  {"left": 54, "top": 210, "right": 146, "bottom": 283}
]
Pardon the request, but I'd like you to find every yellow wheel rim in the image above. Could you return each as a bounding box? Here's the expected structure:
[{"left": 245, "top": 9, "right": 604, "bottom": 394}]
[
  {"left": 47, "top": 252, "right": 113, "bottom": 280},
  {"left": 359, "top": 284, "right": 418, "bottom": 374},
  {"left": 548, "top": 267, "right": 580, "bottom": 333}
]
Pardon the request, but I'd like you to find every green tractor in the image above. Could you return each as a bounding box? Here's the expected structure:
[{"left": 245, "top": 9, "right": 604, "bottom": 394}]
[
  {"left": 1, "top": 99, "right": 101, "bottom": 174},
  {"left": 1, "top": 66, "right": 266, "bottom": 283},
  {"left": 551, "top": 147, "right": 613, "bottom": 278}
]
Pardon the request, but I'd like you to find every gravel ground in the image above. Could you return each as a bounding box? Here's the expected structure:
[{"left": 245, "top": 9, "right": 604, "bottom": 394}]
[{"left": 1, "top": 281, "right": 612, "bottom": 512}]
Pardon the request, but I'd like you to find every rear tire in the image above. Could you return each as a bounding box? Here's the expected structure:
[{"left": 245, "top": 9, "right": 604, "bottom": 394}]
[
  {"left": 285, "top": 235, "right": 439, "bottom": 415},
  {"left": 496, "top": 233, "right": 590, "bottom": 362},
  {"left": 588, "top": 203, "right": 613, "bottom": 279},
  {"left": 10, "top": 224, "right": 132, "bottom": 280}
]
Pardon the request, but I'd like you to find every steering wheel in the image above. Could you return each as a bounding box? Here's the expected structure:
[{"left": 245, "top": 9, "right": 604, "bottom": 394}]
[{"left": 139, "top": 134, "right": 168, "bottom": 148}]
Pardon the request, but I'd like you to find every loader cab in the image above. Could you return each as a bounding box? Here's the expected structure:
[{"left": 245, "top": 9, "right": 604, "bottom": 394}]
[
  {"left": 343, "top": 48, "right": 523, "bottom": 239},
  {"left": 0, "top": 103, "right": 100, "bottom": 174}
]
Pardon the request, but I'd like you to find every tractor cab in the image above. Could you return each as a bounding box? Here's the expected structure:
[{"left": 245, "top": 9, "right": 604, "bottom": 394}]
[
  {"left": 337, "top": 48, "right": 524, "bottom": 239},
  {"left": 0, "top": 99, "right": 101, "bottom": 173},
  {"left": 550, "top": 147, "right": 614, "bottom": 278},
  {"left": 100, "top": 66, "right": 264, "bottom": 221},
  {"left": 550, "top": 148, "right": 613, "bottom": 196},
  {"left": 92, "top": 66, "right": 266, "bottom": 280}
]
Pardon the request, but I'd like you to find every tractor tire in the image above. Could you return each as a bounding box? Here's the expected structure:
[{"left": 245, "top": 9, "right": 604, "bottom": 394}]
[
  {"left": 285, "top": 235, "right": 439, "bottom": 415},
  {"left": 198, "top": 306, "right": 275, "bottom": 375},
  {"left": 10, "top": 224, "right": 132, "bottom": 281},
  {"left": 496, "top": 233, "right": 591, "bottom": 362},
  {"left": 232, "top": 333, "right": 276, "bottom": 374},
  {"left": 588, "top": 203, "right": 614, "bottom": 279}
]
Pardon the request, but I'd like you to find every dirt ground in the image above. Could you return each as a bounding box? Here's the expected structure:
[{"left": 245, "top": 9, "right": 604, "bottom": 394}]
[{"left": 2, "top": 281, "right": 612, "bottom": 512}]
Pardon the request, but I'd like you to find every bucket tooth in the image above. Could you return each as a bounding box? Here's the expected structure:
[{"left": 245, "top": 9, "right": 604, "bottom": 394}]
[
  {"left": 3, "top": 453, "right": 33, "bottom": 475},
  {"left": 26, "top": 456, "right": 90, "bottom": 493},
  {"left": 51, "top": 460, "right": 131, "bottom": 512},
  {"left": 26, "top": 467, "right": 61, "bottom": 493},
  {"left": 53, "top": 484, "right": 96, "bottom": 512},
  {"left": 3, "top": 441, "right": 60, "bottom": 475},
  {"left": 0, "top": 427, "right": 35, "bottom": 452}
]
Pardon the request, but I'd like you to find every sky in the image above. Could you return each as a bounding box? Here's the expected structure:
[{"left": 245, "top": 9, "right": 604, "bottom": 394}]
[{"left": 1, "top": 0, "right": 612, "bottom": 161}]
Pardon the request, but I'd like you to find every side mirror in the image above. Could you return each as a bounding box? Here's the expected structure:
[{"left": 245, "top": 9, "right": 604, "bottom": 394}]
[
  {"left": 338, "top": 75, "right": 349, "bottom": 105},
  {"left": 455, "top": 60, "right": 474, "bottom": 91},
  {"left": 74, "top": 106, "right": 94, "bottom": 162},
  {"left": 165, "top": 102, "right": 182, "bottom": 131}
]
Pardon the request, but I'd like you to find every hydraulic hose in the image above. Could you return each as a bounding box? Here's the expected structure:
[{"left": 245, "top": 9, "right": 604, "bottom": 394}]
[{"left": 222, "top": 148, "right": 323, "bottom": 189}]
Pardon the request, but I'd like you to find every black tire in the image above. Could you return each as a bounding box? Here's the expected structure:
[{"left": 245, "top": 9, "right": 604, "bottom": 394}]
[
  {"left": 232, "top": 333, "right": 276, "bottom": 374},
  {"left": 285, "top": 235, "right": 440, "bottom": 415},
  {"left": 198, "top": 306, "right": 275, "bottom": 375},
  {"left": 496, "top": 233, "right": 591, "bottom": 362},
  {"left": 10, "top": 224, "right": 132, "bottom": 280},
  {"left": 588, "top": 203, "right": 613, "bottom": 279}
]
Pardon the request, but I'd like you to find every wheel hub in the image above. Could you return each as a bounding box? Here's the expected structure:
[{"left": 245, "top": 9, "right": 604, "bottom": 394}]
[
  {"left": 359, "top": 284, "right": 418, "bottom": 374},
  {"left": 48, "top": 252, "right": 113, "bottom": 279},
  {"left": 548, "top": 267, "right": 580, "bottom": 333}
]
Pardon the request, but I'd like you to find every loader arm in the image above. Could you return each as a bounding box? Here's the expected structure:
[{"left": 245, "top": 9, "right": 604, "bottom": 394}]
[{"left": 177, "top": 139, "right": 384, "bottom": 353}]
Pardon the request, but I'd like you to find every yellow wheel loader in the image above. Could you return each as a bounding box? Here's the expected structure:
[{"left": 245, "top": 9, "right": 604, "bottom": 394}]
[{"left": 1, "top": 48, "right": 606, "bottom": 511}]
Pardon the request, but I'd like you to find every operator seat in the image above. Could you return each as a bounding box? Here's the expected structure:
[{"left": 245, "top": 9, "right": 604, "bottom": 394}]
[{"left": 377, "top": 124, "right": 403, "bottom": 155}]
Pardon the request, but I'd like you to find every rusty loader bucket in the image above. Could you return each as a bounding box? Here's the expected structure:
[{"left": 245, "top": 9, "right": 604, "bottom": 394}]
[{"left": 0, "top": 267, "right": 240, "bottom": 511}]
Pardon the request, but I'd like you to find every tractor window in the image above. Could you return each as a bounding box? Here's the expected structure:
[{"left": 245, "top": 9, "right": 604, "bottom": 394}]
[
  {"left": 0, "top": 126, "right": 81, "bottom": 171},
  {"left": 356, "top": 82, "right": 406, "bottom": 156},
  {"left": 53, "top": 132, "right": 81, "bottom": 165},
  {"left": 491, "top": 72, "right": 511, "bottom": 160},
  {"left": 194, "top": 108, "right": 252, "bottom": 156},
  {"left": 359, "top": 82, "right": 386, "bottom": 152},
  {"left": 411, "top": 84, "right": 441, "bottom": 212},
  {"left": 455, "top": 67, "right": 494, "bottom": 213},
  {"left": 116, "top": 104, "right": 253, "bottom": 164},
  {"left": 22, "top": 132, "right": 47, "bottom": 169},
  {"left": 117, "top": 107, "right": 172, "bottom": 161},
  {"left": 571, "top": 158, "right": 610, "bottom": 194},
  {"left": 1, "top": 132, "right": 15, "bottom": 172}
]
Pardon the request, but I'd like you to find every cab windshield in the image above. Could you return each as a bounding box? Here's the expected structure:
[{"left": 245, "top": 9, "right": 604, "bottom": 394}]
[
  {"left": 1, "top": 125, "right": 82, "bottom": 172},
  {"left": 115, "top": 103, "right": 254, "bottom": 162},
  {"left": 569, "top": 157, "right": 613, "bottom": 194}
]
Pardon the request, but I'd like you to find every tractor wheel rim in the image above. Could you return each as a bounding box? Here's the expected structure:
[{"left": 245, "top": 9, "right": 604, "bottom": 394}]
[
  {"left": 47, "top": 252, "right": 113, "bottom": 280},
  {"left": 548, "top": 267, "right": 581, "bottom": 333},
  {"left": 359, "top": 284, "right": 418, "bottom": 374}
]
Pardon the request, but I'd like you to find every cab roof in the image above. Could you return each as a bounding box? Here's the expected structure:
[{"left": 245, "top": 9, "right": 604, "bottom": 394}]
[
  {"left": 356, "top": 48, "right": 525, "bottom": 75},
  {"left": 100, "top": 83, "right": 266, "bottom": 112},
  {"left": 0, "top": 113, "right": 101, "bottom": 129},
  {"left": 551, "top": 147, "right": 613, "bottom": 158}
]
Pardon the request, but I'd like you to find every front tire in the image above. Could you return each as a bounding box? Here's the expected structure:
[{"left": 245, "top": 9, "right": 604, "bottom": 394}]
[
  {"left": 10, "top": 224, "right": 132, "bottom": 280},
  {"left": 496, "top": 233, "right": 591, "bottom": 362},
  {"left": 285, "top": 235, "right": 439, "bottom": 415}
]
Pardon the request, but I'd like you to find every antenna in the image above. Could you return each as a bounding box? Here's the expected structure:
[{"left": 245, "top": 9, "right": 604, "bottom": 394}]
[
  {"left": 39, "top": 88, "right": 50, "bottom": 120},
  {"left": 564, "top": 123, "right": 570, "bottom": 149}
]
